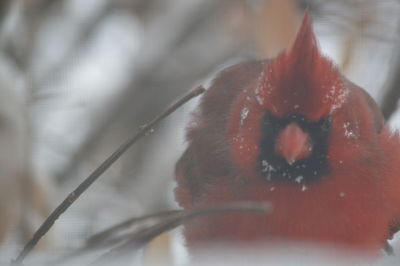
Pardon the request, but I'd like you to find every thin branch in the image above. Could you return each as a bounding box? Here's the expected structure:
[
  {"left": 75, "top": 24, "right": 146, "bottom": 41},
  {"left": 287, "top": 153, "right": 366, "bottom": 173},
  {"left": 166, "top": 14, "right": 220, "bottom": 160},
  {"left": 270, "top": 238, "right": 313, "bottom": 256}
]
[
  {"left": 11, "top": 86, "right": 205, "bottom": 266},
  {"left": 48, "top": 210, "right": 181, "bottom": 264},
  {"left": 86, "top": 210, "right": 180, "bottom": 246},
  {"left": 46, "top": 202, "right": 271, "bottom": 265},
  {"left": 91, "top": 201, "right": 272, "bottom": 265}
]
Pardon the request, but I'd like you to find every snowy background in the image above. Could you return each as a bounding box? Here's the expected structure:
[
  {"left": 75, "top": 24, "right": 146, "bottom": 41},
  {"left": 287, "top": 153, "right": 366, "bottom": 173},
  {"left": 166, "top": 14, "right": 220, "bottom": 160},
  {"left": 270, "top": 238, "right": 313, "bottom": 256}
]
[{"left": 0, "top": 0, "right": 400, "bottom": 265}]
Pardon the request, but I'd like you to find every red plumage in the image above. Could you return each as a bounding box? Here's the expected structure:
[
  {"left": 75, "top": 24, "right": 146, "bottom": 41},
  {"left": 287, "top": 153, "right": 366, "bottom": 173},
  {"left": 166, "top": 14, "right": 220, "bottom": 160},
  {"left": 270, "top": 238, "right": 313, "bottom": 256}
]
[{"left": 175, "top": 13, "right": 400, "bottom": 255}]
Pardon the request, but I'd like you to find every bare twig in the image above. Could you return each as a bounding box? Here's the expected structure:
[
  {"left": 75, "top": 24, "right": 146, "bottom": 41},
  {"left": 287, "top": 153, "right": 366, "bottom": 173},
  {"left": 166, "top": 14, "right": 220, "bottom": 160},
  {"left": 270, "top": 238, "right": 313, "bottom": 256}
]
[
  {"left": 46, "top": 202, "right": 270, "bottom": 265},
  {"left": 86, "top": 210, "right": 180, "bottom": 247},
  {"left": 0, "top": 0, "right": 11, "bottom": 22},
  {"left": 46, "top": 210, "right": 181, "bottom": 265},
  {"left": 11, "top": 86, "right": 205, "bottom": 266},
  {"left": 91, "top": 201, "right": 272, "bottom": 265}
]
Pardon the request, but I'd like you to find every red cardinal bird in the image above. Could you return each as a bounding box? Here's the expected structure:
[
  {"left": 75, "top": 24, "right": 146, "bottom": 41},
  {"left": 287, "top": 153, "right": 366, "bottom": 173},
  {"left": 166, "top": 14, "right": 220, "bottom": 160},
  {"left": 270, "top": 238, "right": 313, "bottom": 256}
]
[{"left": 175, "top": 13, "right": 400, "bottom": 254}]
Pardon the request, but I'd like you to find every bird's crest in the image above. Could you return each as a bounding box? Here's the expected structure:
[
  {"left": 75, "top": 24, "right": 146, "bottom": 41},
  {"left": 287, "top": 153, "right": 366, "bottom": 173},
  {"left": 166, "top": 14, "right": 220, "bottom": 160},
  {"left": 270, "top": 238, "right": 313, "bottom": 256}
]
[{"left": 259, "top": 12, "right": 348, "bottom": 121}]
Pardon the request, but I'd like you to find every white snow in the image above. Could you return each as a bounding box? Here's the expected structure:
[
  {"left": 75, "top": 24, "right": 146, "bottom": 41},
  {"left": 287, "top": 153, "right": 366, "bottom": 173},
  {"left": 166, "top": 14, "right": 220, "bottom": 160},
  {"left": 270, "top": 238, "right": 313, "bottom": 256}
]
[
  {"left": 240, "top": 107, "right": 249, "bottom": 125},
  {"left": 295, "top": 176, "right": 304, "bottom": 183}
]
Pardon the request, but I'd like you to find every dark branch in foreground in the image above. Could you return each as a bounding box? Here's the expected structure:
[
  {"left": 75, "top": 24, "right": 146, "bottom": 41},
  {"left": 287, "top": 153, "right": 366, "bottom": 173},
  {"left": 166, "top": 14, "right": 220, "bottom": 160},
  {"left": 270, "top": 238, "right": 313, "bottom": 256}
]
[
  {"left": 46, "top": 210, "right": 182, "bottom": 265},
  {"left": 11, "top": 86, "right": 205, "bottom": 266},
  {"left": 87, "top": 210, "right": 180, "bottom": 247},
  {"left": 91, "top": 201, "right": 272, "bottom": 265}
]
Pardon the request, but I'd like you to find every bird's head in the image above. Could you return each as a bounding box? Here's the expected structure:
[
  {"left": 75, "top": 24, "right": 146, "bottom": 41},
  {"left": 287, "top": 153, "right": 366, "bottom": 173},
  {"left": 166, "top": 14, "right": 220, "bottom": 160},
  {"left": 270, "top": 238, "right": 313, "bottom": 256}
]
[{"left": 227, "top": 13, "right": 383, "bottom": 185}]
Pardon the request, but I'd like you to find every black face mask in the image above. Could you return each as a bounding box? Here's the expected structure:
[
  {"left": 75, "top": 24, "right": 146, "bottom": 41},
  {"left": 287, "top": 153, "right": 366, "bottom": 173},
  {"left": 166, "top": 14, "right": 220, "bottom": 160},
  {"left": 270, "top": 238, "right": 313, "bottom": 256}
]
[{"left": 259, "top": 113, "right": 331, "bottom": 184}]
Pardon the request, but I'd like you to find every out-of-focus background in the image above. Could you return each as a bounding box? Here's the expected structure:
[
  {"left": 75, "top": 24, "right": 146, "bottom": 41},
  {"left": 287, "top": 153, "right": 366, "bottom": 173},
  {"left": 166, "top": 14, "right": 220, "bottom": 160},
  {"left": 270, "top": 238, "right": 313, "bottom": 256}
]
[{"left": 1, "top": 0, "right": 400, "bottom": 265}]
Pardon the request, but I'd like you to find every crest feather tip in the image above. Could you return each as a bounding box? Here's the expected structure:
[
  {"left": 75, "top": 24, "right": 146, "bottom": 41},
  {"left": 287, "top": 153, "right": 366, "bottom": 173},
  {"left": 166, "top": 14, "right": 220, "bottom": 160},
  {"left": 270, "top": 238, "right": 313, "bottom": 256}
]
[{"left": 290, "top": 11, "right": 318, "bottom": 58}]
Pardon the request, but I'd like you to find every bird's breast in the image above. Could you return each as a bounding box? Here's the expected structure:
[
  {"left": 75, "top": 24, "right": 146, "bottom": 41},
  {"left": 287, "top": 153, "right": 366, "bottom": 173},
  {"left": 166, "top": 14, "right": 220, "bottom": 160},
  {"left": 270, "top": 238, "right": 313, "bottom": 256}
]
[{"left": 184, "top": 172, "right": 392, "bottom": 253}]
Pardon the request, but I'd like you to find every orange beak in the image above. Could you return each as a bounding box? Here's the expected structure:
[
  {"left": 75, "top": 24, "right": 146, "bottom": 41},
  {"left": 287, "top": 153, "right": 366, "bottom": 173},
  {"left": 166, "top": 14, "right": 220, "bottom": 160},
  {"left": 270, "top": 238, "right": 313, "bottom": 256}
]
[{"left": 275, "top": 122, "right": 312, "bottom": 164}]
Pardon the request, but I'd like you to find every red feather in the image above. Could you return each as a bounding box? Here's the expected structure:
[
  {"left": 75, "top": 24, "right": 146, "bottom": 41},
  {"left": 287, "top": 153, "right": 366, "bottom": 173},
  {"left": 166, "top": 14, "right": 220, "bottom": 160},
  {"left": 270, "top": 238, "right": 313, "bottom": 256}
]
[{"left": 175, "top": 12, "right": 400, "bottom": 256}]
